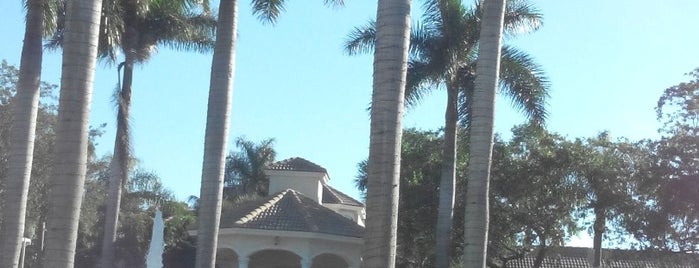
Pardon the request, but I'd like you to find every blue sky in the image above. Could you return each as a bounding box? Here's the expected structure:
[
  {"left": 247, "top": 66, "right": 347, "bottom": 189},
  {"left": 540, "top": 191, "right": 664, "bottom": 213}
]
[{"left": 2, "top": 0, "right": 699, "bottom": 247}]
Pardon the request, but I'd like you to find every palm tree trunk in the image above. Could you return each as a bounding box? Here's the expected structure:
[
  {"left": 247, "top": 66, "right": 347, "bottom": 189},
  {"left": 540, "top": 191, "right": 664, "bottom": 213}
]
[
  {"left": 462, "top": 0, "right": 506, "bottom": 267},
  {"left": 362, "top": 0, "right": 410, "bottom": 267},
  {"left": 42, "top": 0, "right": 103, "bottom": 266},
  {"left": 100, "top": 57, "right": 134, "bottom": 268},
  {"left": 0, "top": 0, "right": 44, "bottom": 266},
  {"left": 195, "top": 0, "right": 236, "bottom": 267},
  {"left": 435, "top": 81, "right": 458, "bottom": 268},
  {"left": 532, "top": 235, "right": 548, "bottom": 268},
  {"left": 592, "top": 206, "right": 605, "bottom": 267}
]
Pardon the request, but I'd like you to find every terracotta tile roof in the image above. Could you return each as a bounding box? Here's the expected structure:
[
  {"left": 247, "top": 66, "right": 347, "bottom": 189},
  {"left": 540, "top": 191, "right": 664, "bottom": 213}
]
[
  {"left": 267, "top": 157, "right": 327, "bottom": 173},
  {"left": 322, "top": 184, "right": 364, "bottom": 207},
  {"left": 220, "top": 189, "right": 363, "bottom": 238},
  {"left": 505, "top": 247, "right": 698, "bottom": 268}
]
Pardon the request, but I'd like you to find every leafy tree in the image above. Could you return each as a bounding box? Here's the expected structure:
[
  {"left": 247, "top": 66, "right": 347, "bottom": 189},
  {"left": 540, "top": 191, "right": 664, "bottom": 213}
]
[
  {"left": 346, "top": 1, "right": 547, "bottom": 265},
  {"left": 223, "top": 137, "right": 276, "bottom": 198},
  {"left": 490, "top": 125, "right": 583, "bottom": 268},
  {"left": 356, "top": 126, "right": 590, "bottom": 268},
  {"left": 195, "top": 1, "right": 343, "bottom": 267},
  {"left": 569, "top": 133, "right": 638, "bottom": 267},
  {"left": 623, "top": 68, "right": 699, "bottom": 252}
]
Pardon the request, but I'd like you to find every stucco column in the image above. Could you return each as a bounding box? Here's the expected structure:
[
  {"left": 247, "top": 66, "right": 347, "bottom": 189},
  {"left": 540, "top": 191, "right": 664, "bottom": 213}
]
[
  {"left": 301, "top": 257, "right": 312, "bottom": 268},
  {"left": 237, "top": 256, "right": 249, "bottom": 268}
]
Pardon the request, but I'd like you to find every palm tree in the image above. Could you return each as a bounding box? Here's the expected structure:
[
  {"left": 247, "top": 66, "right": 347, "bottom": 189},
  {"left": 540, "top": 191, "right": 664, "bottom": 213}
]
[
  {"left": 346, "top": 0, "right": 546, "bottom": 265},
  {"left": 94, "top": 1, "right": 215, "bottom": 266},
  {"left": 194, "top": 0, "right": 238, "bottom": 265},
  {"left": 41, "top": 0, "right": 103, "bottom": 266},
  {"left": 359, "top": 0, "right": 412, "bottom": 267},
  {"left": 223, "top": 137, "right": 276, "bottom": 198},
  {"left": 194, "top": 1, "right": 342, "bottom": 267},
  {"left": 462, "top": 0, "right": 506, "bottom": 266},
  {"left": 0, "top": 0, "right": 55, "bottom": 265}
]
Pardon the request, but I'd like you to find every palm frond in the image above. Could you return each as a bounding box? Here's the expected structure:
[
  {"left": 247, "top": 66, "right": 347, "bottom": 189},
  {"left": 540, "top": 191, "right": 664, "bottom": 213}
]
[
  {"left": 119, "top": 7, "right": 215, "bottom": 63},
  {"left": 344, "top": 20, "right": 376, "bottom": 56},
  {"left": 344, "top": 19, "right": 435, "bottom": 60},
  {"left": 251, "top": 0, "right": 286, "bottom": 25},
  {"left": 437, "top": 0, "right": 468, "bottom": 37},
  {"left": 499, "top": 45, "right": 550, "bottom": 125},
  {"left": 503, "top": 0, "right": 543, "bottom": 37},
  {"left": 469, "top": 0, "right": 543, "bottom": 39},
  {"left": 41, "top": 0, "right": 64, "bottom": 37},
  {"left": 323, "top": 0, "right": 344, "bottom": 8},
  {"left": 97, "top": 0, "right": 125, "bottom": 62},
  {"left": 45, "top": 0, "right": 125, "bottom": 61},
  {"left": 224, "top": 137, "right": 276, "bottom": 197},
  {"left": 420, "top": 0, "right": 441, "bottom": 29},
  {"left": 457, "top": 63, "right": 476, "bottom": 126},
  {"left": 43, "top": 0, "right": 68, "bottom": 51},
  {"left": 405, "top": 59, "right": 443, "bottom": 109},
  {"left": 410, "top": 20, "right": 437, "bottom": 59},
  {"left": 355, "top": 160, "right": 368, "bottom": 194},
  {"left": 148, "top": 12, "right": 217, "bottom": 56}
]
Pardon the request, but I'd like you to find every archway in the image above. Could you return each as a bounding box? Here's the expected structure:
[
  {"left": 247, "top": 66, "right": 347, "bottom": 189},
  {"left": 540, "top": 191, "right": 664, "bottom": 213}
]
[
  {"left": 311, "top": 253, "right": 348, "bottom": 268},
  {"left": 249, "top": 249, "right": 301, "bottom": 268},
  {"left": 215, "top": 248, "right": 238, "bottom": 268}
]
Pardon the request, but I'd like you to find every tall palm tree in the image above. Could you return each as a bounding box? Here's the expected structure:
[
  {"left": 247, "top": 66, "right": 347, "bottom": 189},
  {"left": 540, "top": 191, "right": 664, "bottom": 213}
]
[
  {"left": 41, "top": 0, "right": 103, "bottom": 266},
  {"left": 0, "top": 0, "right": 54, "bottom": 266},
  {"left": 194, "top": 1, "right": 342, "bottom": 267},
  {"left": 93, "top": 1, "right": 215, "bottom": 266},
  {"left": 462, "top": 0, "right": 506, "bottom": 267},
  {"left": 346, "top": 1, "right": 546, "bottom": 265},
  {"left": 359, "top": 0, "right": 411, "bottom": 267}
]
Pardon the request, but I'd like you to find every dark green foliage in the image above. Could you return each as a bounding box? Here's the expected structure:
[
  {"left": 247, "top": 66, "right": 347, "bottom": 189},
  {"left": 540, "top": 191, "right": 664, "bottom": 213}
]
[
  {"left": 223, "top": 137, "right": 276, "bottom": 198},
  {"left": 356, "top": 129, "right": 447, "bottom": 267},
  {"left": 354, "top": 124, "right": 695, "bottom": 267},
  {"left": 490, "top": 126, "right": 582, "bottom": 264}
]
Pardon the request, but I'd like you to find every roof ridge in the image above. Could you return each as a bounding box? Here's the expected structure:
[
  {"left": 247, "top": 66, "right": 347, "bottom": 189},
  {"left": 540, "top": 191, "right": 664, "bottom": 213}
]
[
  {"left": 235, "top": 190, "right": 288, "bottom": 225},
  {"left": 288, "top": 190, "right": 320, "bottom": 232},
  {"left": 267, "top": 157, "right": 327, "bottom": 173}
]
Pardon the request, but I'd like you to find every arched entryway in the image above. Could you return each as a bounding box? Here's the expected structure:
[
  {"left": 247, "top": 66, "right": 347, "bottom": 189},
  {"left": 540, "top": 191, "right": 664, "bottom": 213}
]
[
  {"left": 249, "top": 249, "right": 301, "bottom": 268},
  {"left": 215, "top": 248, "right": 239, "bottom": 268},
  {"left": 311, "top": 253, "right": 348, "bottom": 268}
]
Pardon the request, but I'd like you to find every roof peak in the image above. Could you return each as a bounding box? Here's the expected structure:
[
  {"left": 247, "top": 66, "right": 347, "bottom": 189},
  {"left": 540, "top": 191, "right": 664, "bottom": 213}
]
[
  {"left": 267, "top": 157, "right": 328, "bottom": 174},
  {"left": 224, "top": 189, "right": 363, "bottom": 237}
]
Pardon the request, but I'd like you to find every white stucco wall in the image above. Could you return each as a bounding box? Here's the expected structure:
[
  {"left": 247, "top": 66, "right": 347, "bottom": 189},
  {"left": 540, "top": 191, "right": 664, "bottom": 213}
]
[
  {"left": 216, "top": 228, "right": 361, "bottom": 268},
  {"left": 323, "top": 203, "right": 366, "bottom": 227},
  {"left": 267, "top": 170, "right": 328, "bottom": 203}
]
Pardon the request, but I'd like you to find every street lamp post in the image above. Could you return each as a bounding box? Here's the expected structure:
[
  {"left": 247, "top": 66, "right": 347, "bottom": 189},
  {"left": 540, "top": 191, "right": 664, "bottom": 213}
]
[{"left": 19, "top": 237, "right": 31, "bottom": 268}]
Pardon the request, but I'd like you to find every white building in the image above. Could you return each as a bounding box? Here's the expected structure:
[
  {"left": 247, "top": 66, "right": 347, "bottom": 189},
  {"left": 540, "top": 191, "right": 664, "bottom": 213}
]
[{"left": 194, "top": 157, "right": 365, "bottom": 268}]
